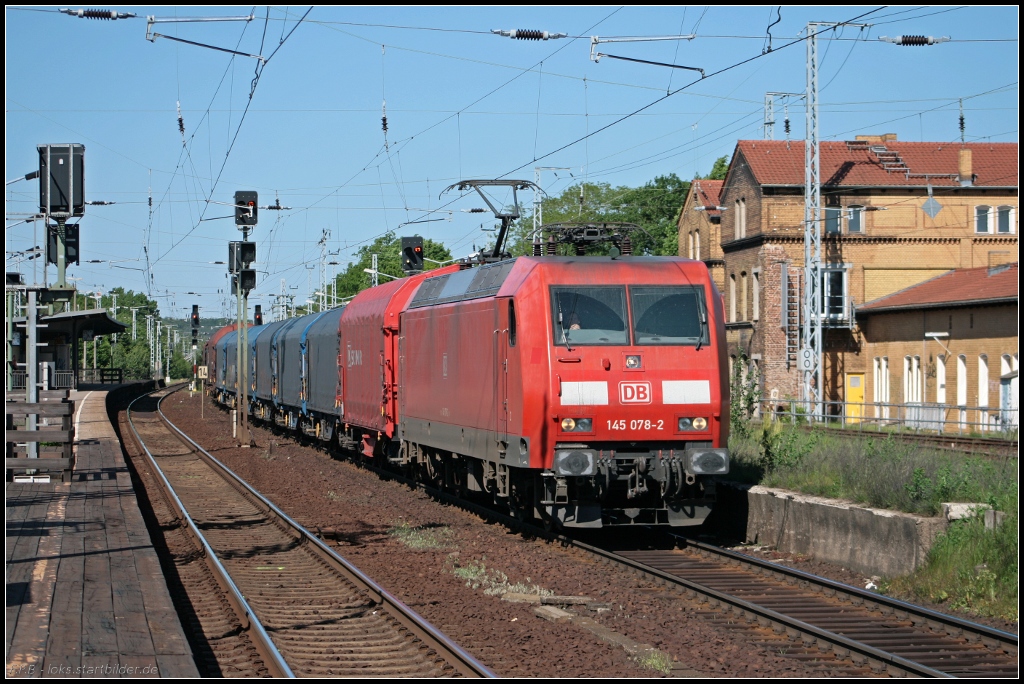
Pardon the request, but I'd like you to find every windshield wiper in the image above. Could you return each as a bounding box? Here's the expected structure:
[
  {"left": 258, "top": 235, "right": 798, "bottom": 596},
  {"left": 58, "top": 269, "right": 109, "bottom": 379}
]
[
  {"left": 696, "top": 306, "right": 707, "bottom": 351},
  {"left": 557, "top": 300, "right": 573, "bottom": 352}
]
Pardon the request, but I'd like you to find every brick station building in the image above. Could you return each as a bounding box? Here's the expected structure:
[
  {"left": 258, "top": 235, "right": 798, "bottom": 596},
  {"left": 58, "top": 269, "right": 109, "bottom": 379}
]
[
  {"left": 697, "top": 135, "right": 1018, "bottom": 411},
  {"left": 856, "top": 263, "right": 1018, "bottom": 431}
]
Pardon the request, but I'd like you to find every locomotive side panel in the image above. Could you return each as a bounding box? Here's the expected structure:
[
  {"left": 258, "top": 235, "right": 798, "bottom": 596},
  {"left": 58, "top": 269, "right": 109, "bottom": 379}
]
[{"left": 401, "top": 299, "right": 519, "bottom": 464}]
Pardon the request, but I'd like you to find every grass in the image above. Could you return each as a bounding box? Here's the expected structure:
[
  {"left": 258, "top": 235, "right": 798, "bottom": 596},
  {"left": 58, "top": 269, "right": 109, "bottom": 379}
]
[
  {"left": 632, "top": 649, "right": 673, "bottom": 674},
  {"left": 387, "top": 521, "right": 455, "bottom": 550},
  {"left": 884, "top": 498, "right": 1018, "bottom": 620},
  {"left": 729, "top": 420, "right": 1017, "bottom": 516},
  {"left": 444, "top": 554, "right": 552, "bottom": 597},
  {"left": 729, "top": 418, "right": 1019, "bottom": 620}
]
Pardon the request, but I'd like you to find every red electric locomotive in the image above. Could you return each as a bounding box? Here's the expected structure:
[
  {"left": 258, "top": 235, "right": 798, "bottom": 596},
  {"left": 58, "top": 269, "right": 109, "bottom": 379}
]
[
  {"left": 211, "top": 233, "right": 730, "bottom": 529},
  {"left": 386, "top": 255, "right": 728, "bottom": 528}
]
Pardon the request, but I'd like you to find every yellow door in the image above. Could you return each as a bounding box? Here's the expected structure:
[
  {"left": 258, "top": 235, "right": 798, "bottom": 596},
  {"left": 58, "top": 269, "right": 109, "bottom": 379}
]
[{"left": 846, "top": 373, "right": 865, "bottom": 423}]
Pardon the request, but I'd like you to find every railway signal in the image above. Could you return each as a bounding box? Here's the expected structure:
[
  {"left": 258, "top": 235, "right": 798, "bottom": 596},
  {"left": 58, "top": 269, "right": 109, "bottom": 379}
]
[
  {"left": 234, "top": 190, "right": 258, "bottom": 227},
  {"left": 191, "top": 304, "right": 200, "bottom": 329},
  {"left": 401, "top": 236, "right": 424, "bottom": 273},
  {"left": 254, "top": 304, "right": 263, "bottom": 326}
]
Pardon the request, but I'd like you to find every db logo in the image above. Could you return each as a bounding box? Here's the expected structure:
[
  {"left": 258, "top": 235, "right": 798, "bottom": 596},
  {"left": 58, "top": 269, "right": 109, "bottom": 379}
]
[{"left": 619, "top": 381, "right": 652, "bottom": 404}]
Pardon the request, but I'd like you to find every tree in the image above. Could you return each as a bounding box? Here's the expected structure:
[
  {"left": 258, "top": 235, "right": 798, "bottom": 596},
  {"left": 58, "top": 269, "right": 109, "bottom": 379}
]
[
  {"left": 509, "top": 174, "right": 691, "bottom": 257},
  {"left": 704, "top": 155, "right": 730, "bottom": 181},
  {"left": 333, "top": 232, "right": 453, "bottom": 299}
]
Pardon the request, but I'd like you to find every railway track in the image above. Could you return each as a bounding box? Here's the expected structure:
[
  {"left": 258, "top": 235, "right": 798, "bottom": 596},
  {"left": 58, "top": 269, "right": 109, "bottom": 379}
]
[
  {"left": 330, "top": 449, "right": 1018, "bottom": 677},
  {"left": 126, "top": 386, "right": 493, "bottom": 678},
  {"left": 597, "top": 537, "right": 1018, "bottom": 677},
  {"left": 205, "top": 398, "right": 1016, "bottom": 677},
  {"left": 793, "top": 423, "right": 1018, "bottom": 458}
]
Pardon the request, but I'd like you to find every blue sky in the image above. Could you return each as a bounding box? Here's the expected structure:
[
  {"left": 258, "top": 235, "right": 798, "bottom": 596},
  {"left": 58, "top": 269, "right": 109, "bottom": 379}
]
[{"left": 5, "top": 6, "right": 1018, "bottom": 320}]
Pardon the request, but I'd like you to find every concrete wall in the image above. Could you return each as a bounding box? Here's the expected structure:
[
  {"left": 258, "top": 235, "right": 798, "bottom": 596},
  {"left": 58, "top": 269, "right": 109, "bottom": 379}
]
[{"left": 712, "top": 483, "right": 947, "bottom": 578}]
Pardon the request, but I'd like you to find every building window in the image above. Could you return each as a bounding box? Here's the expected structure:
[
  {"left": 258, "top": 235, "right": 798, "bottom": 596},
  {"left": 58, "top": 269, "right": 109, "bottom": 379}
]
[
  {"left": 873, "top": 357, "right": 882, "bottom": 417},
  {"left": 997, "top": 205, "right": 1014, "bottom": 234},
  {"left": 978, "top": 354, "right": 989, "bottom": 408},
  {"left": 695, "top": 230, "right": 701, "bottom": 260},
  {"left": 975, "top": 205, "right": 991, "bottom": 234},
  {"left": 820, "top": 267, "right": 848, "bottom": 320},
  {"left": 904, "top": 355, "right": 922, "bottom": 403},
  {"left": 729, "top": 274, "right": 737, "bottom": 323},
  {"left": 735, "top": 199, "right": 747, "bottom": 239},
  {"left": 752, "top": 270, "right": 760, "bottom": 321},
  {"left": 825, "top": 207, "right": 842, "bottom": 234},
  {"left": 957, "top": 354, "right": 968, "bottom": 406},
  {"left": 740, "top": 272, "right": 748, "bottom": 321},
  {"left": 687, "top": 232, "right": 693, "bottom": 259},
  {"left": 847, "top": 205, "right": 864, "bottom": 233},
  {"left": 936, "top": 354, "right": 947, "bottom": 404}
]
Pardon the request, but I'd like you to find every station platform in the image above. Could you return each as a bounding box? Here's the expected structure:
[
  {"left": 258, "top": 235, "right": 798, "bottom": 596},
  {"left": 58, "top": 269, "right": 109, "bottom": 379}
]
[{"left": 5, "top": 388, "right": 198, "bottom": 678}]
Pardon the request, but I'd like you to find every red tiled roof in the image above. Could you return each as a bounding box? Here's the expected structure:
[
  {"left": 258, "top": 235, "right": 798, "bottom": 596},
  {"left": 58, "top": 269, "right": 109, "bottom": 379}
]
[
  {"left": 691, "top": 179, "right": 724, "bottom": 217},
  {"left": 734, "top": 140, "right": 1017, "bottom": 188},
  {"left": 859, "top": 263, "right": 1019, "bottom": 312}
]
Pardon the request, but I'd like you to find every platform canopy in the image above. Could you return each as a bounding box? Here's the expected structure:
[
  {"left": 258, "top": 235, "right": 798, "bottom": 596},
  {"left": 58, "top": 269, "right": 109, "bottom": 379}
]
[{"left": 38, "top": 308, "right": 127, "bottom": 339}]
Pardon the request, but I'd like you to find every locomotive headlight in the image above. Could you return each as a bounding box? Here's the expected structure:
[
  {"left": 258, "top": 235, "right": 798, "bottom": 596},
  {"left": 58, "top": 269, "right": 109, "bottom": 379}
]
[
  {"left": 555, "top": 450, "right": 596, "bottom": 476},
  {"left": 625, "top": 354, "right": 642, "bottom": 369},
  {"left": 678, "top": 417, "right": 708, "bottom": 431},
  {"left": 684, "top": 448, "right": 729, "bottom": 475},
  {"left": 560, "top": 417, "right": 593, "bottom": 432}
]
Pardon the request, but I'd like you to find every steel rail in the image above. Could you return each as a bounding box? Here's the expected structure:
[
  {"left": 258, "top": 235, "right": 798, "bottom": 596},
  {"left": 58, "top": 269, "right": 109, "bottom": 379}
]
[
  {"left": 155, "top": 386, "right": 495, "bottom": 679},
  {"left": 565, "top": 536, "right": 954, "bottom": 677},
  {"left": 679, "top": 537, "right": 1019, "bottom": 652},
  {"left": 126, "top": 386, "right": 294, "bottom": 678},
  {"left": 212, "top": 396, "right": 1013, "bottom": 677}
]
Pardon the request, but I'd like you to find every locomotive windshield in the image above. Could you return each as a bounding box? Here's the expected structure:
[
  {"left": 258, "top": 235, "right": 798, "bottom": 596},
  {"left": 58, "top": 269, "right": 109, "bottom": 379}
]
[
  {"left": 551, "top": 286, "right": 629, "bottom": 345},
  {"left": 550, "top": 285, "right": 707, "bottom": 346},
  {"left": 631, "top": 286, "right": 708, "bottom": 346}
]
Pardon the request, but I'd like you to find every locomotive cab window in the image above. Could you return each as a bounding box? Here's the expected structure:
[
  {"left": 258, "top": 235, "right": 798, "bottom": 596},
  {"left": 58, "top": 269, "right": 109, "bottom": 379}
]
[
  {"left": 508, "top": 300, "right": 516, "bottom": 347},
  {"left": 551, "top": 286, "right": 628, "bottom": 345},
  {"left": 631, "top": 286, "right": 708, "bottom": 345}
]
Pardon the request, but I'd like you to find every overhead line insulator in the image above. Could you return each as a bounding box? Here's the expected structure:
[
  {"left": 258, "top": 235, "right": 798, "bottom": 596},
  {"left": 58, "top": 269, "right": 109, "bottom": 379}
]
[
  {"left": 60, "top": 8, "right": 136, "bottom": 20},
  {"left": 879, "top": 35, "right": 950, "bottom": 46},
  {"left": 491, "top": 29, "right": 567, "bottom": 41}
]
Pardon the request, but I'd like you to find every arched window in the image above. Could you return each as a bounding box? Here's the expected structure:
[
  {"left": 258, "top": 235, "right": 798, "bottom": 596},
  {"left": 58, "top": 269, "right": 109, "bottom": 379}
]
[
  {"left": 936, "top": 354, "right": 947, "bottom": 404},
  {"left": 956, "top": 354, "right": 968, "bottom": 428},
  {"left": 957, "top": 354, "right": 967, "bottom": 405},
  {"left": 975, "top": 205, "right": 992, "bottom": 234},
  {"left": 903, "top": 356, "right": 912, "bottom": 403},
  {"left": 881, "top": 357, "right": 890, "bottom": 419},
  {"left": 729, "top": 274, "right": 737, "bottom": 323},
  {"left": 978, "top": 354, "right": 989, "bottom": 407},
  {"left": 740, "top": 272, "right": 748, "bottom": 321},
  {"left": 695, "top": 230, "right": 701, "bottom": 260},
  {"left": 752, "top": 271, "right": 760, "bottom": 321},
  {"left": 873, "top": 357, "right": 882, "bottom": 417},
  {"left": 997, "top": 205, "right": 1015, "bottom": 234}
]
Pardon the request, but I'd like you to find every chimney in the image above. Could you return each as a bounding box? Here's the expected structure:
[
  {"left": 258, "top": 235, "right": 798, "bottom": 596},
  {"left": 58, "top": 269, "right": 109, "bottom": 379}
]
[{"left": 958, "top": 148, "right": 973, "bottom": 187}]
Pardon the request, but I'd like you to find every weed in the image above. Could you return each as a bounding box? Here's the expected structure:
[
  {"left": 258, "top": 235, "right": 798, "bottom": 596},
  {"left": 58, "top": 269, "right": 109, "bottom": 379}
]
[
  {"left": 633, "top": 649, "right": 673, "bottom": 674},
  {"left": 387, "top": 521, "right": 454, "bottom": 550},
  {"left": 444, "top": 554, "right": 552, "bottom": 597},
  {"left": 885, "top": 497, "right": 1018, "bottom": 620}
]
